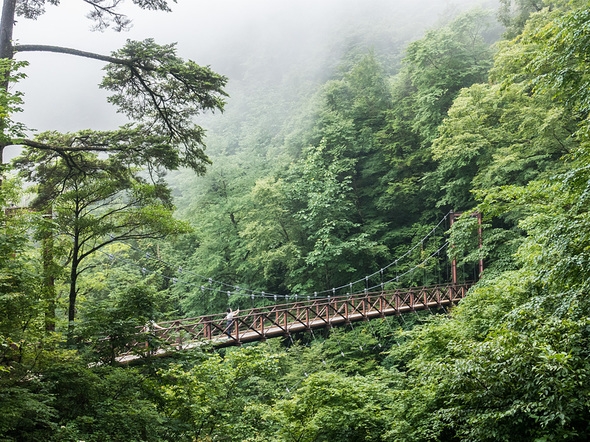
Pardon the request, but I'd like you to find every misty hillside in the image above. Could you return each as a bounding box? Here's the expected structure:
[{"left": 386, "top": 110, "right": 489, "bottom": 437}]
[
  {"left": 169, "top": 0, "right": 502, "bottom": 215},
  {"left": 188, "top": 0, "right": 501, "bottom": 160}
]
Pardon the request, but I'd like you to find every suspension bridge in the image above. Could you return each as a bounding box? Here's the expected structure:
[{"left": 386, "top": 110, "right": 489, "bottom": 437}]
[{"left": 119, "top": 281, "right": 473, "bottom": 363}]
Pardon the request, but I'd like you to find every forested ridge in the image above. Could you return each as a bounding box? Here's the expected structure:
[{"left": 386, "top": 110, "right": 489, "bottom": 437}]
[{"left": 2, "top": 0, "right": 590, "bottom": 440}]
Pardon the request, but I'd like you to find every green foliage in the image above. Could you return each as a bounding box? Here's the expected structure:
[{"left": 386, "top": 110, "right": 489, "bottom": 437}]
[
  {"left": 38, "top": 361, "right": 169, "bottom": 442},
  {"left": 497, "top": 0, "right": 547, "bottom": 38},
  {"left": 318, "top": 326, "right": 384, "bottom": 376},
  {"left": 0, "top": 180, "right": 58, "bottom": 370},
  {"left": 101, "top": 39, "right": 228, "bottom": 174},
  {"left": 13, "top": 129, "right": 192, "bottom": 328},
  {"left": 237, "top": 176, "right": 303, "bottom": 294},
  {"left": 404, "top": 315, "right": 590, "bottom": 441},
  {"left": 78, "top": 282, "right": 169, "bottom": 365},
  {"left": 0, "top": 58, "right": 28, "bottom": 146},
  {"left": 171, "top": 51, "right": 398, "bottom": 307},
  {"left": 166, "top": 159, "right": 276, "bottom": 315},
  {"left": 525, "top": 3, "right": 590, "bottom": 123},
  {"left": 156, "top": 346, "right": 281, "bottom": 441},
  {"left": 0, "top": 384, "right": 56, "bottom": 441},
  {"left": 382, "top": 4, "right": 590, "bottom": 440},
  {"left": 260, "top": 371, "right": 392, "bottom": 442},
  {"left": 287, "top": 139, "right": 383, "bottom": 291},
  {"left": 379, "top": 9, "right": 497, "bottom": 227},
  {"left": 401, "top": 8, "right": 496, "bottom": 144},
  {"left": 430, "top": 82, "right": 574, "bottom": 211},
  {"left": 0, "top": 208, "right": 39, "bottom": 341}
]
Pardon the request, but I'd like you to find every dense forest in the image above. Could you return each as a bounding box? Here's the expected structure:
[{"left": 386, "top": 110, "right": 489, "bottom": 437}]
[{"left": 2, "top": 0, "right": 590, "bottom": 440}]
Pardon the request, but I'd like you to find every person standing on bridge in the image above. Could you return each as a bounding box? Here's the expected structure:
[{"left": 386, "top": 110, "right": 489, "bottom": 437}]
[{"left": 225, "top": 308, "right": 239, "bottom": 337}]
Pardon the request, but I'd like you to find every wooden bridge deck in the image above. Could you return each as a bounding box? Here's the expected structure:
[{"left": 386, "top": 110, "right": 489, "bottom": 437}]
[{"left": 118, "top": 282, "right": 472, "bottom": 363}]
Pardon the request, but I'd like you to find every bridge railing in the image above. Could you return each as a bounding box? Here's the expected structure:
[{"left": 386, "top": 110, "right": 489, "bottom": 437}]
[{"left": 133, "top": 282, "right": 473, "bottom": 353}]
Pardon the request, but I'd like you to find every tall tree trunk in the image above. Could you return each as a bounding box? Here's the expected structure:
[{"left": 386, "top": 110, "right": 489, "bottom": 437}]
[
  {"left": 0, "top": 0, "right": 16, "bottom": 183},
  {"left": 68, "top": 265, "right": 78, "bottom": 321},
  {"left": 67, "top": 232, "right": 81, "bottom": 342},
  {"left": 42, "top": 208, "right": 56, "bottom": 332},
  {"left": 1, "top": 0, "right": 59, "bottom": 330},
  {"left": 0, "top": 0, "right": 15, "bottom": 60}
]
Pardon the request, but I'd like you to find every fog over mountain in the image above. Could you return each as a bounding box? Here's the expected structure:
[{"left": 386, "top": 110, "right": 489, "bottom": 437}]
[{"left": 6, "top": 0, "right": 498, "bottom": 162}]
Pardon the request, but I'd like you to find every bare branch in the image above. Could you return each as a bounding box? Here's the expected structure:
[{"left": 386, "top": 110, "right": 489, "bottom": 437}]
[{"left": 13, "top": 44, "right": 128, "bottom": 65}]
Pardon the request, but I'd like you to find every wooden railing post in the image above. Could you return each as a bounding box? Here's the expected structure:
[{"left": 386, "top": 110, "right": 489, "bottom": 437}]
[
  {"left": 283, "top": 310, "right": 287, "bottom": 331},
  {"left": 345, "top": 301, "right": 349, "bottom": 320},
  {"left": 205, "top": 320, "right": 211, "bottom": 340}
]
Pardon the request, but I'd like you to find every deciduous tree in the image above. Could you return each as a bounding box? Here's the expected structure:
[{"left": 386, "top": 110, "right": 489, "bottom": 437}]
[{"left": 15, "top": 132, "right": 191, "bottom": 330}]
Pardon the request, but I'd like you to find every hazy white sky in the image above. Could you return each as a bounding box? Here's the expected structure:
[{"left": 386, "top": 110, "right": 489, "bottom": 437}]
[
  {"left": 5, "top": 0, "right": 494, "bottom": 161},
  {"left": 13, "top": 0, "right": 285, "bottom": 133}
]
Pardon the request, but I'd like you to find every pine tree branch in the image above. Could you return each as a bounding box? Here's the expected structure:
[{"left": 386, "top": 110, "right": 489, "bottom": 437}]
[{"left": 16, "top": 138, "right": 111, "bottom": 152}]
